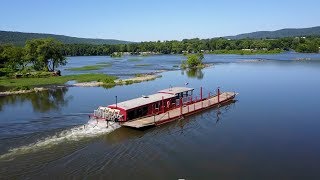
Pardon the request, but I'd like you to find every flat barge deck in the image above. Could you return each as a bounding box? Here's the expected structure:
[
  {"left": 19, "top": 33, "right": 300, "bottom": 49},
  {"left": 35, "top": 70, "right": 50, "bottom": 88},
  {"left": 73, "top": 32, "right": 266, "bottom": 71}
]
[{"left": 122, "top": 92, "right": 236, "bottom": 128}]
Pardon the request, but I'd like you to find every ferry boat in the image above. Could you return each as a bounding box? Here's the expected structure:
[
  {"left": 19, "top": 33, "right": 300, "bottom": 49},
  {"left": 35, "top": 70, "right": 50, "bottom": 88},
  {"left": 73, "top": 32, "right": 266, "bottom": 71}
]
[{"left": 90, "top": 87, "right": 237, "bottom": 128}]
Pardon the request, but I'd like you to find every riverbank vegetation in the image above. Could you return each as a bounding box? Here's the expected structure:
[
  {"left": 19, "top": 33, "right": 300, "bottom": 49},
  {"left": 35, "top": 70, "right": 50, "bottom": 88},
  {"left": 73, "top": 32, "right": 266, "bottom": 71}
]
[
  {"left": 1, "top": 37, "right": 319, "bottom": 71},
  {"left": 1, "top": 36, "right": 319, "bottom": 91},
  {"left": 0, "top": 74, "right": 117, "bottom": 91},
  {"left": 55, "top": 36, "right": 320, "bottom": 56}
]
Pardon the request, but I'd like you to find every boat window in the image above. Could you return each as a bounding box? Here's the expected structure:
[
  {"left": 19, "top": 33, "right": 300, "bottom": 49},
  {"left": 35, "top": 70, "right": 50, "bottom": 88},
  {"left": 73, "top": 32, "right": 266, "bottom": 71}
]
[
  {"left": 142, "top": 106, "right": 148, "bottom": 116},
  {"left": 127, "top": 110, "right": 135, "bottom": 120},
  {"left": 127, "top": 106, "right": 149, "bottom": 120},
  {"left": 154, "top": 101, "right": 161, "bottom": 109}
]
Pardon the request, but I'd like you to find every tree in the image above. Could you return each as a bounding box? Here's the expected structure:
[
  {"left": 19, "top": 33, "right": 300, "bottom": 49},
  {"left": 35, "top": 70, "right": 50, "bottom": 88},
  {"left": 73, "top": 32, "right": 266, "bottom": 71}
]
[
  {"left": 186, "top": 54, "right": 203, "bottom": 68},
  {"left": 0, "top": 44, "right": 27, "bottom": 70},
  {"left": 296, "top": 41, "right": 319, "bottom": 53},
  {"left": 25, "top": 38, "right": 66, "bottom": 71}
]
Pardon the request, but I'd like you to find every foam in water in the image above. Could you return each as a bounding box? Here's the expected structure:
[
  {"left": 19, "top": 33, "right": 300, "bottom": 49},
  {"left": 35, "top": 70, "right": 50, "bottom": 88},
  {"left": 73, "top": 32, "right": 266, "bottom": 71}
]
[{"left": 0, "top": 119, "right": 121, "bottom": 160}]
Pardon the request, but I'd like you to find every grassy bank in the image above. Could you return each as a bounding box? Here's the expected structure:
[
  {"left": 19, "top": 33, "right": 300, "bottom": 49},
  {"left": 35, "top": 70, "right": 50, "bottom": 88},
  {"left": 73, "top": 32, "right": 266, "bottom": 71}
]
[
  {"left": 209, "top": 49, "right": 283, "bottom": 55},
  {"left": 0, "top": 74, "right": 117, "bottom": 91}
]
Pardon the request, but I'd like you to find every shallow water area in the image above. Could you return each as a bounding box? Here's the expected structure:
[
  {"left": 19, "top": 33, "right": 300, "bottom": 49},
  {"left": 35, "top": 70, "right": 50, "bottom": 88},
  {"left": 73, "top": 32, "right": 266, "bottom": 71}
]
[{"left": 1, "top": 53, "right": 320, "bottom": 179}]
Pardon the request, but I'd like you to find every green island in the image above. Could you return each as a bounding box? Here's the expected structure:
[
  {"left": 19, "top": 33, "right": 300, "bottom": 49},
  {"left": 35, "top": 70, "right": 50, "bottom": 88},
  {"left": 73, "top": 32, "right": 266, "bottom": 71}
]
[{"left": 181, "top": 53, "right": 205, "bottom": 69}]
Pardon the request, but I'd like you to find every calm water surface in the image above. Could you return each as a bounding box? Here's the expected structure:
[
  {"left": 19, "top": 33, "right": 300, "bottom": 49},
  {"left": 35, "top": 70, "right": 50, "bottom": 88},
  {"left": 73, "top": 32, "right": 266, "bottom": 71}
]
[{"left": 1, "top": 53, "right": 320, "bottom": 179}]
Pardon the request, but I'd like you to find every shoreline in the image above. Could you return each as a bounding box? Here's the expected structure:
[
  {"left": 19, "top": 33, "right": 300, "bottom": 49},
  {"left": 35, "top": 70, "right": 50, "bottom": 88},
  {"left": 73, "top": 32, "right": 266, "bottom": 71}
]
[
  {"left": 0, "top": 64, "right": 215, "bottom": 97},
  {"left": 72, "top": 73, "right": 162, "bottom": 87},
  {"left": 0, "top": 73, "right": 162, "bottom": 96}
]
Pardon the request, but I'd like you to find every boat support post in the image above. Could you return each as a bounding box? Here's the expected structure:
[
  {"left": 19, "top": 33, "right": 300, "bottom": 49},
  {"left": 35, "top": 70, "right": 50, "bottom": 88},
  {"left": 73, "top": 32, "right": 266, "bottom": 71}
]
[{"left": 217, "top": 87, "right": 220, "bottom": 103}]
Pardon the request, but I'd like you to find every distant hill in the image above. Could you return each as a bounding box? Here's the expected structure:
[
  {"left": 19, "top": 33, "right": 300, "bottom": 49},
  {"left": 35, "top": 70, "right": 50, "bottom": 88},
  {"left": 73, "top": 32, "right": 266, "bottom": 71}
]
[
  {"left": 0, "top": 31, "right": 131, "bottom": 45},
  {"left": 225, "top": 26, "right": 320, "bottom": 39}
]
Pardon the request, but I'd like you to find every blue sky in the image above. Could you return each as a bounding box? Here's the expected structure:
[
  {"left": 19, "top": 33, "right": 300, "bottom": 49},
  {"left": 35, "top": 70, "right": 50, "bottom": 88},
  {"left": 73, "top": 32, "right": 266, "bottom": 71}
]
[{"left": 1, "top": 0, "right": 319, "bottom": 41}]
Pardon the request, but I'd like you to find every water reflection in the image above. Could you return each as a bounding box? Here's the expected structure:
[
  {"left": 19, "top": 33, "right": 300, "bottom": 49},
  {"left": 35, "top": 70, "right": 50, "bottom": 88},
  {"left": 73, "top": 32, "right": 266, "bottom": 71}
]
[
  {"left": 181, "top": 68, "right": 204, "bottom": 79},
  {"left": 0, "top": 87, "right": 71, "bottom": 112}
]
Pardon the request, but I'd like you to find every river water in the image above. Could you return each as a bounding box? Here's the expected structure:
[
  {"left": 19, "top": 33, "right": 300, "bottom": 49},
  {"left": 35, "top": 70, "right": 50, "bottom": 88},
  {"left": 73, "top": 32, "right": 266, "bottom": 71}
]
[{"left": 1, "top": 53, "right": 320, "bottom": 179}]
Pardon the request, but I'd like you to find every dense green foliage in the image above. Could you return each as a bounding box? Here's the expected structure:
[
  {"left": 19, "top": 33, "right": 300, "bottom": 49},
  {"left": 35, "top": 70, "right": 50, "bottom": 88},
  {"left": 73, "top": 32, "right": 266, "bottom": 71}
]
[
  {"left": 0, "top": 31, "right": 131, "bottom": 46},
  {"left": 225, "top": 26, "right": 320, "bottom": 39},
  {"left": 181, "top": 53, "right": 204, "bottom": 69},
  {"left": 0, "top": 38, "right": 66, "bottom": 76},
  {"left": 25, "top": 38, "right": 66, "bottom": 71},
  {"left": 1, "top": 36, "right": 319, "bottom": 78},
  {"left": 60, "top": 36, "right": 320, "bottom": 56}
]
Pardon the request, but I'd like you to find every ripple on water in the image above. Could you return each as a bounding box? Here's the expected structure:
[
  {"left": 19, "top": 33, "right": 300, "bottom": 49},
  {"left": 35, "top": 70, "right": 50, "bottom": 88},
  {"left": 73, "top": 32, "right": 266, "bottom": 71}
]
[{"left": 0, "top": 120, "right": 121, "bottom": 160}]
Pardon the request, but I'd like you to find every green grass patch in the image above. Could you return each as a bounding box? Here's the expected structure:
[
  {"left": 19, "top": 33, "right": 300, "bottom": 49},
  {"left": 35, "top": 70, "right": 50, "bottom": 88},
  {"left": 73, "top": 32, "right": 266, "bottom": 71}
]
[
  {"left": 66, "top": 64, "right": 112, "bottom": 71},
  {"left": 128, "top": 58, "right": 142, "bottom": 62},
  {"left": 96, "top": 62, "right": 112, "bottom": 65},
  {"left": 134, "top": 64, "right": 152, "bottom": 67},
  {"left": 0, "top": 74, "right": 117, "bottom": 91}
]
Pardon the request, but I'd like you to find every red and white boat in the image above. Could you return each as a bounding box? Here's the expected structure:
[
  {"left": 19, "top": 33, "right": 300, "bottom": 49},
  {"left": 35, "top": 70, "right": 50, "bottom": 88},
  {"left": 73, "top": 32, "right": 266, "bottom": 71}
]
[{"left": 90, "top": 86, "right": 237, "bottom": 128}]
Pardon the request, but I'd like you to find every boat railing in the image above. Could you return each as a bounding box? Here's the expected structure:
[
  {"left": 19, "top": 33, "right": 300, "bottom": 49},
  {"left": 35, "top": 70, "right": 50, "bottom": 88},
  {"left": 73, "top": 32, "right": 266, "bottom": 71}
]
[
  {"left": 175, "top": 96, "right": 193, "bottom": 107},
  {"left": 154, "top": 111, "right": 169, "bottom": 123}
]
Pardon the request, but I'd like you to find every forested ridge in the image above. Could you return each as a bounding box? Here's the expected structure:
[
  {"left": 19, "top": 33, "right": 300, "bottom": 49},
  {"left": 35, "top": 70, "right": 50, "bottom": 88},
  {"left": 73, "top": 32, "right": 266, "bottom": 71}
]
[
  {"left": 225, "top": 26, "right": 320, "bottom": 39},
  {"left": 0, "top": 31, "right": 130, "bottom": 46}
]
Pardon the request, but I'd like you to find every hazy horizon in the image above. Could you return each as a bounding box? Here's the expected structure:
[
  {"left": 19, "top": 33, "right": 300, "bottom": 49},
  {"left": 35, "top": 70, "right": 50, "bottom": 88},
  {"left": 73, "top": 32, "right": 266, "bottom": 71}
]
[{"left": 1, "top": 0, "right": 320, "bottom": 41}]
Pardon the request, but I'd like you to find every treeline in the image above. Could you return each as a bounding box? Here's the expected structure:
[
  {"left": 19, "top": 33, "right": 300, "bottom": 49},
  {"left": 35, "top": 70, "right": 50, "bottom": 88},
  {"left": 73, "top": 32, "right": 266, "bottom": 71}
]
[
  {"left": 1, "top": 36, "right": 320, "bottom": 76},
  {"left": 61, "top": 36, "right": 320, "bottom": 56}
]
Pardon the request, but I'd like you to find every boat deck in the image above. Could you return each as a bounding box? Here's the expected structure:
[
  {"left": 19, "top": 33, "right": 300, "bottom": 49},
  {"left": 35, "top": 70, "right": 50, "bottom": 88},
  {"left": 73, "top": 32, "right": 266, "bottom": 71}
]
[{"left": 122, "top": 92, "right": 236, "bottom": 128}]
